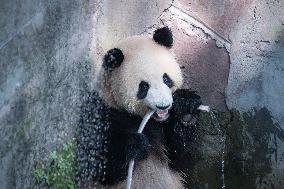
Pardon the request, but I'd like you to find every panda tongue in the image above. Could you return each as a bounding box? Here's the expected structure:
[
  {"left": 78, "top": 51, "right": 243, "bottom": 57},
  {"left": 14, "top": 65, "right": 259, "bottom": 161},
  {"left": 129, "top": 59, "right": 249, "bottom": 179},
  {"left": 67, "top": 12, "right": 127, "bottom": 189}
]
[{"left": 156, "top": 109, "right": 168, "bottom": 118}]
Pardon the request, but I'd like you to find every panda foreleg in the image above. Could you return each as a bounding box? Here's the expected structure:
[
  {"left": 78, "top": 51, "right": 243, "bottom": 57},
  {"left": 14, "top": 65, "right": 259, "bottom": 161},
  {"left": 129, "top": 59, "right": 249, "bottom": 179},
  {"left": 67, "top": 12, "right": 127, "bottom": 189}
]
[
  {"left": 125, "top": 133, "right": 151, "bottom": 161},
  {"left": 164, "top": 89, "right": 202, "bottom": 172},
  {"left": 102, "top": 112, "right": 151, "bottom": 186}
]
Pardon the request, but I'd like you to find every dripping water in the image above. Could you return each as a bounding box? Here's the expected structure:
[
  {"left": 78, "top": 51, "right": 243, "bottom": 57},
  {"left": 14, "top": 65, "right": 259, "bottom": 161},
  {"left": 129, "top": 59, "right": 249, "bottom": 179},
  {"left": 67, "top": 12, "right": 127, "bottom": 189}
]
[{"left": 210, "top": 111, "right": 226, "bottom": 189}]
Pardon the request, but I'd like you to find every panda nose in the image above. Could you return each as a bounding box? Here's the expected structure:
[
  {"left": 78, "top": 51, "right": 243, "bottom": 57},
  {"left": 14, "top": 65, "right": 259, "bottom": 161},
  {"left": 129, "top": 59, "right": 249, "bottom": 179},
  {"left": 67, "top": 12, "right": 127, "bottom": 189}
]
[{"left": 156, "top": 105, "right": 170, "bottom": 110}]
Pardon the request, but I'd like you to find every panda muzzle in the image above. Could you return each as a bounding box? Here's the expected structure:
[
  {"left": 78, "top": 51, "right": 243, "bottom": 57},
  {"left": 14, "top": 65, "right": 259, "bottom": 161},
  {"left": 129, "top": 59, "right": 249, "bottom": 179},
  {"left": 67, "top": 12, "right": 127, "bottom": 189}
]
[
  {"left": 156, "top": 109, "right": 168, "bottom": 118},
  {"left": 153, "top": 109, "right": 169, "bottom": 121}
]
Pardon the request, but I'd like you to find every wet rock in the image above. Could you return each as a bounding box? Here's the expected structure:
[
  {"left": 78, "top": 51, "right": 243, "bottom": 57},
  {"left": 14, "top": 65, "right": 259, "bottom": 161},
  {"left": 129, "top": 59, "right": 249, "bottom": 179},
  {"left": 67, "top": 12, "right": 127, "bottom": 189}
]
[
  {"left": 226, "top": 0, "right": 284, "bottom": 128},
  {"left": 181, "top": 110, "right": 227, "bottom": 189},
  {"left": 224, "top": 108, "right": 284, "bottom": 189},
  {"left": 183, "top": 108, "right": 284, "bottom": 189}
]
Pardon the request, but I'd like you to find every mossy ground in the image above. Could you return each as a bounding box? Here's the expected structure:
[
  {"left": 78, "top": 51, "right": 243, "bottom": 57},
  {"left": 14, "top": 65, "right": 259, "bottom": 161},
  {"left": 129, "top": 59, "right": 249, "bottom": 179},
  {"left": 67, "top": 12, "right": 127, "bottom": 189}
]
[{"left": 33, "top": 140, "right": 76, "bottom": 189}]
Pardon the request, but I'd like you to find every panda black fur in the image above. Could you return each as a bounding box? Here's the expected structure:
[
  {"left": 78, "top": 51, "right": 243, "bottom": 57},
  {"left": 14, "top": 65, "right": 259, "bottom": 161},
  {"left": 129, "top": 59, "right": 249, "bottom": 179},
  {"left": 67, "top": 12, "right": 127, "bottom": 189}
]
[{"left": 76, "top": 27, "right": 203, "bottom": 189}]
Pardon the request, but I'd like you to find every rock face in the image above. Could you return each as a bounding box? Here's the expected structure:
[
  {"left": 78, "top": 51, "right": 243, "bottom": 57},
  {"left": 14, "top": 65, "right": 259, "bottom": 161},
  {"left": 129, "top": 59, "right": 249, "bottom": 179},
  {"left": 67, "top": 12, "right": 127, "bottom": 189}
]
[
  {"left": 0, "top": 0, "right": 284, "bottom": 188},
  {"left": 226, "top": 0, "right": 284, "bottom": 127},
  {"left": 0, "top": 1, "right": 99, "bottom": 188}
]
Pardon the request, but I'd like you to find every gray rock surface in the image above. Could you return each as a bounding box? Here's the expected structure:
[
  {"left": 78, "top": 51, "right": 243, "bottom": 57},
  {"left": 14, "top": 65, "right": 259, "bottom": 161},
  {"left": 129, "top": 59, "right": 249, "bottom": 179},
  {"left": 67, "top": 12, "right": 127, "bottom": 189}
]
[
  {"left": 226, "top": 0, "right": 284, "bottom": 128},
  {"left": 0, "top": 0, "right": 97, "bottom": 188},
  {"left": 224, "top": 2, "right": 284, "bottom": 187}
]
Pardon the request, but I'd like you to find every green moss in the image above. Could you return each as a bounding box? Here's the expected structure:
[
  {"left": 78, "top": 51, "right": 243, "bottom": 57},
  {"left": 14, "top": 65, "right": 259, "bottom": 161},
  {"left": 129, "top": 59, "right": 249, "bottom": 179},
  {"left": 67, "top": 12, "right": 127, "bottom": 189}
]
[
  {"left": 15, "top": 126, "right": 26, "bottom": 139},
  {"left": 33, "top": 140, "right": 76, "bottom": 189}
]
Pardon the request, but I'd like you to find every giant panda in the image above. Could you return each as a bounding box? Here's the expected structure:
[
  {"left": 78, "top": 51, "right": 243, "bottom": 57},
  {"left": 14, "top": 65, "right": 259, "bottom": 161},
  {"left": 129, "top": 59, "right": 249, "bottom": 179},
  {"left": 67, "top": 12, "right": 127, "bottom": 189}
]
[{"left": 76, "top": 27, "right": 203, "bottom": 189}]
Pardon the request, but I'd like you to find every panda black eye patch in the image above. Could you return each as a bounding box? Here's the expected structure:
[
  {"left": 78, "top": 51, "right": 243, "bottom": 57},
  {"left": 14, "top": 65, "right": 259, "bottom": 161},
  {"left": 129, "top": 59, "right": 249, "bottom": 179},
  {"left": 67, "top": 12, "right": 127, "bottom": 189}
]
[
  {"left": 137, "top": 81, "right": 150, "bottom": 99},
  {"left": 163, "top": 73, "right": 174, "bottom": 88}
]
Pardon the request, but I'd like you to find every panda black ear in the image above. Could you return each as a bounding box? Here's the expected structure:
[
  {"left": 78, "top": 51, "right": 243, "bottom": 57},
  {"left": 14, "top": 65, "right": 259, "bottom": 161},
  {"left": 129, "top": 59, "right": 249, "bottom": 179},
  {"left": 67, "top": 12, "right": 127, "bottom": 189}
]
[
  {"left": 153, "top": 26, "right": 173, "bottom": 48},
  {"left": 103, "top": 48, "right": 124, "bottom": 71}
]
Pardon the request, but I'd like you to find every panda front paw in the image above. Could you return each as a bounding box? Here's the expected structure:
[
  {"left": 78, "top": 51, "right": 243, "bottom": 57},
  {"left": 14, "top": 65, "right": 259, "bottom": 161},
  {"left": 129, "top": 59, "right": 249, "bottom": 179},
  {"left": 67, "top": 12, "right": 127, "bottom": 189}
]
[
  {"left": 126, "top": 133, "right": 151, "bottom": 161},
  {"left": 172, "top": 89, "right": 202, "bottom": 115}
]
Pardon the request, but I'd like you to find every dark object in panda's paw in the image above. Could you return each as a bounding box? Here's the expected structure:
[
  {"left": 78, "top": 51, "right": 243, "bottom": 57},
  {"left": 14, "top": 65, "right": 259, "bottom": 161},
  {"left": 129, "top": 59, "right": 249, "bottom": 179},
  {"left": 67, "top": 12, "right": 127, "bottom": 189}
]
[
  {"left": 126, "top": 133, "right": 151, "bottom": 161},
  {"left": 103, "top": 48, "right": 124, "bottom": 71},
  {"left": 153, "top": 26, "right": 173, "bottom": 48},
  {"left": 172, "top": 89, "right": 202, "bottom": 116}
]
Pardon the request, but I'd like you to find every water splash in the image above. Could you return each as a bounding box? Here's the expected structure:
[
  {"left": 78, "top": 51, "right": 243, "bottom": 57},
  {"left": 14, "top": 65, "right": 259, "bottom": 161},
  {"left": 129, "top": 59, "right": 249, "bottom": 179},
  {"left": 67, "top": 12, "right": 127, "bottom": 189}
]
[
  {"left": 221, "top": 150, "right": 226, "bottom": 189},
  {"left": 210, "top": 111, "right": 226, "bottom": 189},
  {"left": 75, "top": 91, "right": 110, "bottom": 188}
]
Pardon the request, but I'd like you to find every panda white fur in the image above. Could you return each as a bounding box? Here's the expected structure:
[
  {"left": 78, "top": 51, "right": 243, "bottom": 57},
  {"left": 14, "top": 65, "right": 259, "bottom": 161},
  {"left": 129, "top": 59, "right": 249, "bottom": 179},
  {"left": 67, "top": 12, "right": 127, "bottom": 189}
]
[
  {"left": 76, "top": 27, "right": 203, "bottom": 189},
  {"left": 98, "top": 28, "right": 183, "bottom": 119}
]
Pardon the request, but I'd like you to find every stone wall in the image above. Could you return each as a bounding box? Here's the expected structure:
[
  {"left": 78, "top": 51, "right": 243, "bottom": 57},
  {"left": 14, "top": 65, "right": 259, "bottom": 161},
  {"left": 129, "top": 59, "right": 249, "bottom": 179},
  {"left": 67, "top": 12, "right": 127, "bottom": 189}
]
[
  {"left": 0, "top": 0, "right": 283, "bottom": 188},
  {"left": 0, "top": 0, "right": 98, "bottom": 188}
]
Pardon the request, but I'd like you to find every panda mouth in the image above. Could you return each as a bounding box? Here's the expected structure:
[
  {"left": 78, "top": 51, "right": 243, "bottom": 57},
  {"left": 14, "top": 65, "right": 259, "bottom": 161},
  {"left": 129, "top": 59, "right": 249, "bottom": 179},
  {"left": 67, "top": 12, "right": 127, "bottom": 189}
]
[{"left": 153, "top": 109, "right": 169, "bottom": 121}]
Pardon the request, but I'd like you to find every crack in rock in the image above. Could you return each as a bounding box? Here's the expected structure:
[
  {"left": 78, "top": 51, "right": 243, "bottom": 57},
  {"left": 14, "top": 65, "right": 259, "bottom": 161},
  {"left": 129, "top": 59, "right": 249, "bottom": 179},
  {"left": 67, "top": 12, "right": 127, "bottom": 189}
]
[
  {"left": 142, "top": 0, "right": 232, "bottom": 52},
  {"left": 169, "top": 5, "right": 231, "bottom": 51}
]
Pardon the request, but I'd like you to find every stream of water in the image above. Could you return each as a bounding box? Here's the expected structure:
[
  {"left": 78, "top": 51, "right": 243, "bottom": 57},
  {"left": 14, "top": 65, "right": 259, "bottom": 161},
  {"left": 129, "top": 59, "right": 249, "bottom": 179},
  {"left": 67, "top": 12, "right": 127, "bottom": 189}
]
[{"left": 210, "top": 111, "right": 226, "bottom": 189}]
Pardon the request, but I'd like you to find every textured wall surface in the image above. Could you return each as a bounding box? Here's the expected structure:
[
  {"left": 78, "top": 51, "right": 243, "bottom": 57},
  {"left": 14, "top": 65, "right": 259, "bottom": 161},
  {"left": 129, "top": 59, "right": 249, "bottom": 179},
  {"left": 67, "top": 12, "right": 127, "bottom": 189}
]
[
  {"left": 0, "top": 1, "right": 99, "bottom": 188},
  {"left": 226, "top": 0, "right": 284, "bottom": 127},
  {"left": 0, "top": 0, "right": 284, "bottom": 188}
]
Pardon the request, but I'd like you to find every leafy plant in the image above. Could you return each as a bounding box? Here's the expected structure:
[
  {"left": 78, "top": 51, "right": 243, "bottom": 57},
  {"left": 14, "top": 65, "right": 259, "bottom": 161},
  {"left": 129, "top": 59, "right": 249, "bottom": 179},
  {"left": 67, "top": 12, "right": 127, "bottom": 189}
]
[{"left": 33, "top": 140, "right": 76, "bottom": 189}]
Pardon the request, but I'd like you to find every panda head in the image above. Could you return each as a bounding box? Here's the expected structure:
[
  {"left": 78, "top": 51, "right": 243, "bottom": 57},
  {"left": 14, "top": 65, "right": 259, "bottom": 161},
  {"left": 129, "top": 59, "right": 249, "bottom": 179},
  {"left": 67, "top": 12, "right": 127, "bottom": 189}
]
[{"left": 100, "top": 27, "right": 183, "bottom": 121}]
